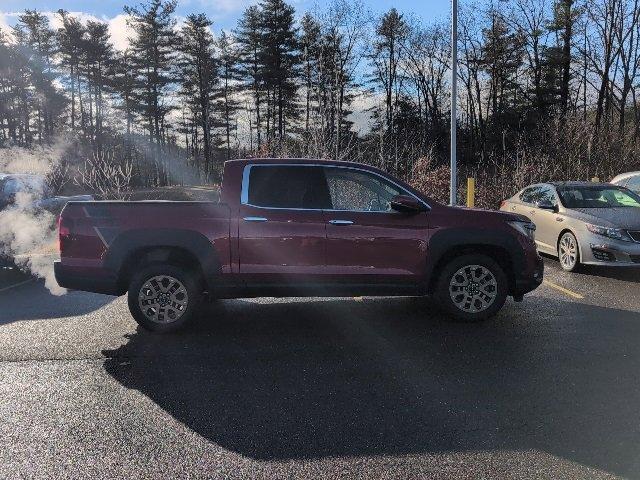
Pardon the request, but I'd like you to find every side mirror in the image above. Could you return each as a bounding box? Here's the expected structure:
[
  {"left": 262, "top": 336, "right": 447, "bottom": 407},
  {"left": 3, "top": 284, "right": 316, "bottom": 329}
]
[
  {"left": 537, "top": 200, "right": 557, "bottom": 212},
  {"left": 390, "top": 194, "right": 425, "bottom": 213}
]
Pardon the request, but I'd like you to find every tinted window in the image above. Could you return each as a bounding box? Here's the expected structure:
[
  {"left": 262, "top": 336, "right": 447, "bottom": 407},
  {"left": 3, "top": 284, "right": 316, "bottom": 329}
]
[
  {"left": 520, "top": 185, "right": 556, "bottom": 206},
  {"left": 625, "top": 175, "right": 640, "bottom": 193},
  {"left": 519, "top": 187, "right": 536, "bottom": 203},
  {"left": 247, "top": 166, "right": 331, "bottom": 209},
  {"left": 324, "top": 168, "right": 403, "bottom": 212},
  {"left": 557, "top": 186, "right": 640, "bottom": 208}
]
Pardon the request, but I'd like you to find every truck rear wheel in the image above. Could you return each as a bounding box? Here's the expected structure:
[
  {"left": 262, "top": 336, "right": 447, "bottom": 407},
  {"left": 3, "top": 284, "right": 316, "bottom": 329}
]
[
  {"left": 435, "top": 254, "right": 508, "bottom": 322},
  {"left": 127, "top": 264, "right": 203, "bottom": 333}
]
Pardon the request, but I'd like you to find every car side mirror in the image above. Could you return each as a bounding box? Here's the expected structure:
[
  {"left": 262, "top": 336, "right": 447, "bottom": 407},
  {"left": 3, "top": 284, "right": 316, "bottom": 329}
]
[
  {"left": 537, "top": 200, "right": 557, "bottom": 212},
  {"left": 390, "top": 194, "right": 425, "bottom": 213}
]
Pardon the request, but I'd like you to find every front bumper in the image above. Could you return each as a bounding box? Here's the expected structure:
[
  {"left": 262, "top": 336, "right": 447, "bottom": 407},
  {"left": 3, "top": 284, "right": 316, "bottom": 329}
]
[
  {"left": 512, "top": 252, "right": 544, "bottom": 296},
  {"left": 578, "top": 234, "right": 640, "bottom": 266}
]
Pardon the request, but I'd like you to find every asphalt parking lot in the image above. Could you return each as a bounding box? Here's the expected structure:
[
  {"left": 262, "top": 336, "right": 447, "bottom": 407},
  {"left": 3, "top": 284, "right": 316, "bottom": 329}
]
[{"left": 1, "top": 258, "right": 640, "bottom": 479}]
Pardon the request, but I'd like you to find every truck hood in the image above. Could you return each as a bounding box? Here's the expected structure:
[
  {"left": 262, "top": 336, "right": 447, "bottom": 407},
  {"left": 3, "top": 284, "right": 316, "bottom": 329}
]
[
  {"left": 448, "top": 205, "right": 530, "bottom": 223},
  {"left": 568, "top": 207, "right": 640, "bottom": 229}
]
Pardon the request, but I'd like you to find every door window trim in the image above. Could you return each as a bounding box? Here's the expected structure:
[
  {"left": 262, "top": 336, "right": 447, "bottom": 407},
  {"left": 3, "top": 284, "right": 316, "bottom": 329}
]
[{"left": 240, "top": 163, "right": 431, "bottom": 212}]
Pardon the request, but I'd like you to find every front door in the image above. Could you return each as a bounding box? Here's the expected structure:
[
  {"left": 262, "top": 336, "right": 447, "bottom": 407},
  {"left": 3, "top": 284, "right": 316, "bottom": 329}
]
[
  {"left": 322, "top": 166, "right": 430, "bottom": 285},
  {"left": 238, "top": 165, "right": 331, "bottom": 284}
]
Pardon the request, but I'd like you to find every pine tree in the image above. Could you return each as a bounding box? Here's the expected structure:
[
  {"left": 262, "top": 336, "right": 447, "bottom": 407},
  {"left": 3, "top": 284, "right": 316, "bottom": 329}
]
[
  {"left": 124, "top": 0, "right": 178, "bottom": 184},
  {"left": 178, "top": 13, "right": 218, "bottom": 179},
  {"left": 259, "top": 0, "right": 300, "bottom": 145},
  {"left": 216, "top": 31, "right": 242, "bottom": 161},
  {"left": 236, "top": 5, "right": 265, "bottom": 149}
]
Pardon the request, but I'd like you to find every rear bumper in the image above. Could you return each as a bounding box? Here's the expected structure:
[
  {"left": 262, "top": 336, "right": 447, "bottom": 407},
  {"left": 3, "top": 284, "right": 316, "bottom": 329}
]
[{"left": 54, "top": 261, "right": 121, "bottom": 296}]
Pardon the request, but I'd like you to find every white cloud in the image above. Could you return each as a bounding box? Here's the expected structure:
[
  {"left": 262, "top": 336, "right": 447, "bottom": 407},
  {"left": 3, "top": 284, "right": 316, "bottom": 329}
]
[
  {"left": 0, "top": 10, "right": 135, "bottom": 51},
  {"left": 106, "top": 14, "right": 134, "bottom": 51}
]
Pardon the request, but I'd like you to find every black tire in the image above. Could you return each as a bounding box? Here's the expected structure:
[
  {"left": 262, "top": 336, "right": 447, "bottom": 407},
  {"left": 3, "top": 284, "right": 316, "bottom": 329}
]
[
  {"left": 435, "top": 254, "right": 508, "bottom": 322},
  {"left": 127, "top": 264, "right": 203, "bottom": 333},
  {"left": 558, "top": 231, "right": 581, "bottom": 272}
]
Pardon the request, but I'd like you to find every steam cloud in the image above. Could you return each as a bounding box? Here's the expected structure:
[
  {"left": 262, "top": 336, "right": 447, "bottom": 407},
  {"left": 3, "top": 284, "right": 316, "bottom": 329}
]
[{"left": 0, "top": 142, "right": 68, "bottom": 295}]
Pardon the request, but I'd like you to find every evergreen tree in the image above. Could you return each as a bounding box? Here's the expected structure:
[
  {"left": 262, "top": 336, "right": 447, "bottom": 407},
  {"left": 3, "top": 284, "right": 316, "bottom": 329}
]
[
  {"left": 259, "top": 0, "right": 300, "bottom": 144},
  {"left": 236, "top": 5, "right": 265, "bottom": 149},
  {"left": 124, "top": 0, "right": 178, "bottom": 184},
  {"left": 178, "top": 13, "right": 218, "bottom": 178},
  {"left": 216, "top": 31, "right": 242, "bottom": 161}
]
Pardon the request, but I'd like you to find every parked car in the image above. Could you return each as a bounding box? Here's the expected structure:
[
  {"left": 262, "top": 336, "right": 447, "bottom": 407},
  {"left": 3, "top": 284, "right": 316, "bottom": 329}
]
[
  {"left": 0, "top": 173, "right": 92, "bottom": 213},
  {"left": 500, "top": 182, "right": 640, "bottom": 272},
  {"left": 55, "top": 158, "right": 543, "bottom": 332},
  {"left": 611, "top": 171, "right": 640, "bottom": 194}
]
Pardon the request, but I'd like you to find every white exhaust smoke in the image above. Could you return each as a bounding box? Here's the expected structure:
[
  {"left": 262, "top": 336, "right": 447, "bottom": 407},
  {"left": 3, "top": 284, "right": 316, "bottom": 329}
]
[{"left": 0, "top": 142, "right": 69, "bottom": 295}]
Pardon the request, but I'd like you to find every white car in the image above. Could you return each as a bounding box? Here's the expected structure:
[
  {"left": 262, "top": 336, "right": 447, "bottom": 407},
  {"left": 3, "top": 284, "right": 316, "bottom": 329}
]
[{"left": 611, "top": 171, "right": 640, "bottom": 194}]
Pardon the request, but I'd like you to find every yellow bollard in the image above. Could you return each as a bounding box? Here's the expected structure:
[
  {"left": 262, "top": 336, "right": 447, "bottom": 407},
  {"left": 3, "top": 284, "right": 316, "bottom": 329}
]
[{"left": 466, "top": 177, "right": 475, "bottom": 208}]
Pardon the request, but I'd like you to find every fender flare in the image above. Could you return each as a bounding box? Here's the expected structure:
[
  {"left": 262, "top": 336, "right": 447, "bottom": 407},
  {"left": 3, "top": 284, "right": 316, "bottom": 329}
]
[
  {"left": 424, "top": 227, "right": 525, "bottom": 289},
  {"left": 104, "top": 228, "right": 221, "bottom": 291}
]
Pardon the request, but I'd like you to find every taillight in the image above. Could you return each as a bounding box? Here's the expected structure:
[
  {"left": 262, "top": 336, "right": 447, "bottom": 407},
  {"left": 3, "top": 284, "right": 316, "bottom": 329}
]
[{"left": 58, "top": 214, "right": 72, "bottom": 254}]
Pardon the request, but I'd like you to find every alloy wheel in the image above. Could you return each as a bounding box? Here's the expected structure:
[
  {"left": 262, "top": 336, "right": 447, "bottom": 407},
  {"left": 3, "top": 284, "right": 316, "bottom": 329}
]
[
  {"left": 448, "top": 264, "right": 498, "bottom": 313},
  {"left": 559, "top": 234, "right": 578, "bottom": 270},
  {"left": 137, "top": 275, "right": 189, "bottom": 324}
]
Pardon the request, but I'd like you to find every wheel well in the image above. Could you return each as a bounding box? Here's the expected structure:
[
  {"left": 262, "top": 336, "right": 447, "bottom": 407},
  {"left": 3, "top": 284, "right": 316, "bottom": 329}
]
[
  {"left": 117, "top": 246, "right": 205, "bottom": 292},
  {"left": 427, "top": 244, "right": 514, "bottom": 293}
]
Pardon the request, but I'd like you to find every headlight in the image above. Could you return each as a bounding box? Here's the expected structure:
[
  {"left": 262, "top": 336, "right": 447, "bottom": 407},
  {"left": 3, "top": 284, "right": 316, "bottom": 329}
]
[
  {"left": 508, "top": 220, "right": 536, "bottom": 240},
  {"left": 586, "top": 223, "right": 633, "bottom": 242}
]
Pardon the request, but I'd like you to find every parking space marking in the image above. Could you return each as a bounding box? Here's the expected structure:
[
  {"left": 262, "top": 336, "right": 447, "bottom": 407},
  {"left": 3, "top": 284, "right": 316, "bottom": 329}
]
[
  {"left": 543, "top": 280, "right": 584, "bottom": 299},
  {"left": 0, "top": 278, "right": 34, "bottom": 294}
]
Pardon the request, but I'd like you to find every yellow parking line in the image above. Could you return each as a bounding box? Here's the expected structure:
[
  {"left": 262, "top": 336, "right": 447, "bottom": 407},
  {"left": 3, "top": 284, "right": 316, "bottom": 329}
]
[{"left": 543, "top": 280, "right": 584, "bottom": 299}]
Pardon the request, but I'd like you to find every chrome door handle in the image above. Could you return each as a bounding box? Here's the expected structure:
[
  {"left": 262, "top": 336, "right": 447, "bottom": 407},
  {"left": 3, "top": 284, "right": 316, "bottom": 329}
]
[
  {"left": 328, "top": 219, "right": 354, "bottom": 225},
  {"left": 243, "top": 216, "right": 268, "bottom": 222}
]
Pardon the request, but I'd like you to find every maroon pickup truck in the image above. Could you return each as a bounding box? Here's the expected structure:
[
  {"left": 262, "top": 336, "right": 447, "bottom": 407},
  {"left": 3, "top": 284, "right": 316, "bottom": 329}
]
[{"left": 55, "top": 158, "right": 543, "bottom": 332}]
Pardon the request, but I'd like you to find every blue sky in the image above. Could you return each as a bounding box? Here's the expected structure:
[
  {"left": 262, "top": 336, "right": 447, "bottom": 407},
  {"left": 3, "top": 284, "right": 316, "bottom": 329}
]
[{"left": 0, "top": 0, "right": 449, "bottom": 33}]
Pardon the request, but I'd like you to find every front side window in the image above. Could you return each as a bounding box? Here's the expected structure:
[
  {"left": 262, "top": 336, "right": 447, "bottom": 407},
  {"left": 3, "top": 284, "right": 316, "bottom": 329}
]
[
  {"left": 324, "top": 167, "right": 403, "bottom": 212},
  {"left": 246, "top": 165, "right": 331, "bottom": 209}
]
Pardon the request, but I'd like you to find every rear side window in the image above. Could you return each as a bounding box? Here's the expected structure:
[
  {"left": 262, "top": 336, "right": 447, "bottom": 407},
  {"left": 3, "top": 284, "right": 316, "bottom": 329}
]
[
  {"left": 246, "top": 166, "right": 331, "bottom": 209},
  {"left": 520, "top": 185, "right": 556, "bottom": 206}
]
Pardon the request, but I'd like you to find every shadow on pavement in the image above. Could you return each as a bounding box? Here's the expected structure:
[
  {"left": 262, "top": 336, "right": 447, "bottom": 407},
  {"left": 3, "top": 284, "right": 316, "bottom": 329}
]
[
  {"left": 0, "top": 278, "right": 115, "bottom": 324},
  {"left": 103, "top": 297, "right": 640, "bottom": 477}
]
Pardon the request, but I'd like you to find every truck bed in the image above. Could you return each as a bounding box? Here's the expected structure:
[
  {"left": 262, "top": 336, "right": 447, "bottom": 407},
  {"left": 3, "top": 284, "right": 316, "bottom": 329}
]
[{"left": 56, "top": 201, "right": 231, "bottom": 295}]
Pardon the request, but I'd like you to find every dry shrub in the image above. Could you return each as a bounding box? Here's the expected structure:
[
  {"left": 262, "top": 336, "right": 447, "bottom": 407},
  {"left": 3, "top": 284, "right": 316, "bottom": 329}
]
[{"left": 409, "top": 149, "right": 451, "bottom": 204}]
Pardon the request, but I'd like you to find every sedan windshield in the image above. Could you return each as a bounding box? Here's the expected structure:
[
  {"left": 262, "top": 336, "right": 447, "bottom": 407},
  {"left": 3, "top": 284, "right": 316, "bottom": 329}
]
[{"left": 557, "top": 185, "right": 640, "bottom": 208}]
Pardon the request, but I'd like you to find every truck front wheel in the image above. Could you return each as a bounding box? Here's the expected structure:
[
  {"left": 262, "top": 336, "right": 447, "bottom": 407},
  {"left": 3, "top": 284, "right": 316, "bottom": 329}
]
[
  {"left": 435, "top": 254, "right": 508, "bottom": 322},
  {"left": 127, "top": 264, "right": 203, "bottom": 332}
]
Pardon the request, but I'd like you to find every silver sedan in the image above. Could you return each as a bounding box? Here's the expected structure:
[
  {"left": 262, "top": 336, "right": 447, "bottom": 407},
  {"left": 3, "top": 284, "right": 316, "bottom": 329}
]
[{"left": 500, "top": 182, "right": 640, "bottom": 271}]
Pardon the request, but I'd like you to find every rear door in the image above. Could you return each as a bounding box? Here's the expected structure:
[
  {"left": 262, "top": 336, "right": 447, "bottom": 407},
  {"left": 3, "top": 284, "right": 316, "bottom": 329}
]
[
  {"left": 238, "top": 165, "right": 331, "bottom": 283},
  {"left": 520, "top": 184, "right": 559, "bottom": 253},
  {"left": 322, "top": 166, "right": 430, "bottom": 285}
]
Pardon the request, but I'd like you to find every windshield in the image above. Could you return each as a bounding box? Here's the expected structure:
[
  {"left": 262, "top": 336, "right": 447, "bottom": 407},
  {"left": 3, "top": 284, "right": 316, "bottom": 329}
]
[{"left": 557, "top": 185, "right": 640, "bottom": 208}]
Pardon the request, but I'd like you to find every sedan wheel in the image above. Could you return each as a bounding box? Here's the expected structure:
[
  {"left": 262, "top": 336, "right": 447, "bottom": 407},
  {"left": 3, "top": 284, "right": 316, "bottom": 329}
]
[{"left": 558, "top": 232, "right": 580, "bottom": 272}]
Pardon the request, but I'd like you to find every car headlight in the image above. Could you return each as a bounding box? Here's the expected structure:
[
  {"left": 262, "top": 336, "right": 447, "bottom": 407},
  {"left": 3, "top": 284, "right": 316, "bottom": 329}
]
[
  {"left": 586, "top": 224, "right": 633, "bottom": 242},
  {"left": 508, "top": 220, "right": 536, "bottom": 240}
]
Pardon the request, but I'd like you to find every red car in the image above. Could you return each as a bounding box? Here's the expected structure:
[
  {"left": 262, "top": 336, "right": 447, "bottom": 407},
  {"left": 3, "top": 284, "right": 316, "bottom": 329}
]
[{"left": 55, "top": 158, "right": 543, "bottom": 332}]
